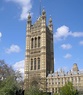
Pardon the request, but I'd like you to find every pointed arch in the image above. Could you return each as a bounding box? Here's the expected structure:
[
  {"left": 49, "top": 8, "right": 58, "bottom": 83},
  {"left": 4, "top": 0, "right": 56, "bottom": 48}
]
[
  {"left": 31, "top": 59, "right": 33, "bottom": 70},
  {"left": 34, "top": 58, "right": 36, "bottom": 70},
  {"left": 35, "top": 37, "right": 37, "bottom": 48},
  {"left": 31, "top": 38, "right": 33, "bottom": 48},
  {"left": 38, "top": 57, "right": 40, "bottom": 69},
  {"left": 38, "top": 37, "right": 40, "bottom": 47}
]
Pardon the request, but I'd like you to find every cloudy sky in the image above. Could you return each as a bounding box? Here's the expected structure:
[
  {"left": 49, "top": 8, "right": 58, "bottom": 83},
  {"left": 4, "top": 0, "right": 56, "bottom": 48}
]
[{"left": 0, "top": 0, "right": 83, "bottom": 74}]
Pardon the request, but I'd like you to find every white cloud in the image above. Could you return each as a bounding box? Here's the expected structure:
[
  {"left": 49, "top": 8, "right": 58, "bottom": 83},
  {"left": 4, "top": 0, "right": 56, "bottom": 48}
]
[
  {"left": 6, "top": 44, "right": 21, "bottom": 54},
  {"left": 61, "top": 44, "right": 72, "bottom": 50},
  {"left": 13, "top": 60, "right": 24, "bottom": 75},
  {"left": 70, "top": 32, "right": 83, "bottom": 37},
  {"left": 54, "top": 25, "right": 83, "bottom": 41},
  {"left": 6, "top": 0, "right": 32, "bottom": 20},
  {"left": 54, "top": 25, "right": 69, "bottom": 40},
  {"left": 0, "top": 32, "right": 2, "bottom": 38},
  {"left": 79, "top": 41, "right": 83, "bottom": 45},
  {"left": 64, "top": 53, "right": 72, "bottom": 59}
]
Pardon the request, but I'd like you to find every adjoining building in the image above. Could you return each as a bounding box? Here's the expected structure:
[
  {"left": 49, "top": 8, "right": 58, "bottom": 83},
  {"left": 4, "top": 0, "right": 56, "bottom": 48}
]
[
  {"left": 24, "top": 9, "right": 83, "bottom": 94},
  {"left": 47, "top": 63, "right": 83, "bottom": 94}
]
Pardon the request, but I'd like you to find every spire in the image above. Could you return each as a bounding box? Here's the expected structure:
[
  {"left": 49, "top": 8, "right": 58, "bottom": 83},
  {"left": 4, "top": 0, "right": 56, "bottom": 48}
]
[
  {"left": 49, "top": 15, "right": 52, "bottom": 24},
  {"left": 42, "top": 8, "right": 46, "bottom": 16},
  {"left": 28, "top": 12, "right": 31, "bottom": 20},
  {"left": 48, "top": 15, "right": 53, "bottom": 32},
  {"left": 41, "top": 8, "right": 46, "bottom": 21},
  {"left": 27, "top": 12, "right": 32, "bottom": 24}
]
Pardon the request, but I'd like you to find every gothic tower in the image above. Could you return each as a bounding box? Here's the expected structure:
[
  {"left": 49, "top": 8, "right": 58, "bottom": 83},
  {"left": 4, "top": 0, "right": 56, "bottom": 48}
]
[{"left": 24, "top": 9, "right": 54, "bottom": 91}]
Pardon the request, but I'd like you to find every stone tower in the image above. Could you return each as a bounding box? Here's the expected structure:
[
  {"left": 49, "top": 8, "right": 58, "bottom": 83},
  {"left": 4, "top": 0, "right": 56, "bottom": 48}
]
[{"left": 24, "top": 9, "right": 54, "bottom": 91}]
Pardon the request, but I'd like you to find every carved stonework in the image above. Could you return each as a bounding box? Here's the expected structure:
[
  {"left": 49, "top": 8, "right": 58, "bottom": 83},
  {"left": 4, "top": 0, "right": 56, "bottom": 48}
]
[{"left": 24, "top": 10, "right": 54, "bottom": 91}]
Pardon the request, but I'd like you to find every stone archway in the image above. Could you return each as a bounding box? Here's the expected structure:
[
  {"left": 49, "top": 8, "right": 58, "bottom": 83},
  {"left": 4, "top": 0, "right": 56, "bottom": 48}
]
[{"left": 31, "top": 80, "right": 38, "bottom": 87}]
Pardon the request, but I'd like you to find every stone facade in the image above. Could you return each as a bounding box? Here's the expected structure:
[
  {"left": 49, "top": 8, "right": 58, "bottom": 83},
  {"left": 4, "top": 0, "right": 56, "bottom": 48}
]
[
  {"left": 47, "top": 63, "right": 83, "bottom": 94},
  {"left": 24, "top": 9, "right": 54, "bottom": 91},
  {"left": 24, "top": 9, "right": 83, "bottom": 94}
]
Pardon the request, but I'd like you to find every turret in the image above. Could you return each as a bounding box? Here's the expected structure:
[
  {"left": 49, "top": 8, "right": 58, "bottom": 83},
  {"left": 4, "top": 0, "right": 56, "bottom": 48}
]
[
  {"left": 42, "top": 9, "right": 46, "bottom": 17},
  {"left": 48, "top": 16, "right": 53, "bottom": 32},
  {"left": 26, "top": 12, "right": 32, "bottom": 36},
  {"left": 72, "top": 63, "right": 79, "bottom": 72},
  {"left": 27, "top": 12, "right": 32, "bottom": 24},
  {"left": 27, "top": 12, "right": 32, "bottom": 31},
  {"left": 42, "top": 9, "right": 46, "bottom": 22}
]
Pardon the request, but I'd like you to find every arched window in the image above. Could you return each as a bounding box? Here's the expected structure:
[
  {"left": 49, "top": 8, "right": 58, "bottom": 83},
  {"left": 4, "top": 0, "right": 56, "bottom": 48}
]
[
  {"left": 34, "top": 58, "right": 36, "bottom": 70},
  {"left": 38, "top": 37, "right": 40, "bottom": 47},
  {"left": 35, "top": 37, "right": 37, "bottom": 48},
  {"left": 31, "top": 59, "right": 33, "bottom": 70},
  {"left": 31, "top": 38, "right": 33, "bottom": 48},
  {"left": 38, "top": 58, "right": 40, "bottom": 69}
]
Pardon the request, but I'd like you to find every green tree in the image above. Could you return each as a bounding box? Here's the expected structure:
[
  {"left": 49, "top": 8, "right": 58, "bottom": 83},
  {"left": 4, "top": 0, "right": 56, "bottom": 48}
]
[
  {"left": 0, "top": 60, "right": 23, "bottom": 95},
  {"left": 0, "top": 76, "right": 19, "bottom": 95},
  {"left": 60, "top": 82, "right": 79, "bottom": 95},
  {"left": 54, "top": 93, "right": 59, "bottom": 95},
  {"left": 25, "top": 86, "right": 48, "bottom": 95},
  {"left": 0, "top": 60, "right": 15, "bottom": 80}
]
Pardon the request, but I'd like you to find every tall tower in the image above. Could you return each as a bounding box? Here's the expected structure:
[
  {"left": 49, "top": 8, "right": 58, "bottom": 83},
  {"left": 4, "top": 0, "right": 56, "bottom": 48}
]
[{"left": 24, "top": 9, "right": 54, "bottom": 91}]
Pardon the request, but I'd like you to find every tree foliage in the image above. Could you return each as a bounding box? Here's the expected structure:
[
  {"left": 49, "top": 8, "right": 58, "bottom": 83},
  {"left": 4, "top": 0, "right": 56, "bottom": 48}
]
[
  {"left": 25, "top": 86, "right": 48, "bottom": 95},
  {"left": 60, "top": 82, "right": 79, "bottom": 95},
  {"left": 54, "top": 93, "right": 59, "bottom": 95},
  {"left": 0, "top": 76, "right": 19, "bottom": 95},
  {"left": 0, "top": 60, "right": 23, "bottom": 95},
  {"left": 0, "top": 60, "right": 15, "bottom": 80}
]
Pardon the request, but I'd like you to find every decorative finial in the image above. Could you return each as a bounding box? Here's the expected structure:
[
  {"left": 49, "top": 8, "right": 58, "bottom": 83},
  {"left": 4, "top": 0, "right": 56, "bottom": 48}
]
[
  {"left": 49, "top": 16, "right": 52, "bottom": 23},
  {"left": 28, "top": 12, "right": 31, "bottom": 19},
  {"left": 42, "top": 8, "right": 46, "bottom": 15}
]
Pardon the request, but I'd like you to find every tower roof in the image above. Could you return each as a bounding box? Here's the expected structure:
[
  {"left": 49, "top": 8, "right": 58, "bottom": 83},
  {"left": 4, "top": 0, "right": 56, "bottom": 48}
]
[
  {"left": 42, "top": 9, "right": 46, "bottom": 15},
  {"left": 72, "top": 63, "right": 79, "bottom": 71},
  {"left": 49, "top": 17, "right": 52, "bottom": 23},
  {"left": 28, "top": 12, "right": 31, "bottom": 19}
]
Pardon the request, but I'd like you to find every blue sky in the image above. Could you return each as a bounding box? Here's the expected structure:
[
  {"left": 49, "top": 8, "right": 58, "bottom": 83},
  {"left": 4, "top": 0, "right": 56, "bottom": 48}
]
[{"left": 0, "top": 0, "right": 83, "bottom": 74}]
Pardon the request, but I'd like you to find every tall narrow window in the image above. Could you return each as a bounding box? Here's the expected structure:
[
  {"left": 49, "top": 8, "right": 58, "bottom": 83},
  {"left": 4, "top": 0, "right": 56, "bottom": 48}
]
[
  {"left": 38, "top": 37, "right": 40, "bottom": 47},
  {"left": 52, "top": 88, "right": 54, "bottom": 93},
  {"left": 35, "top": 38, "right": 37, "bottom": 48},
  {"left": 31, "top": 59, "right": 33, "bottom": 70},
  {"left": 34, "top": 58, "right": 36, "bottom": 70},
  {"left": 31, "top": 38, "right": 33, "bottom": 48},
  {"left": 38, "top": 58, "right": 40, "bottom": 69}
]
